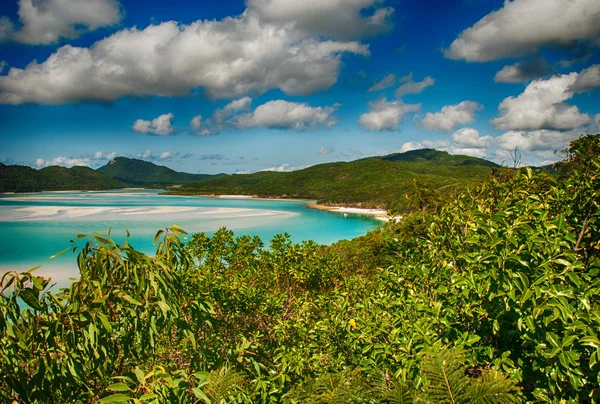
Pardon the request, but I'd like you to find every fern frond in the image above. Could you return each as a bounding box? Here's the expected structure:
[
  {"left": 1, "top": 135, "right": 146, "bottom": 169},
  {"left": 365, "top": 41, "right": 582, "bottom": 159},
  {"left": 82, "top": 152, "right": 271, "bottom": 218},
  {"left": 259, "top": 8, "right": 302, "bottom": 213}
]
[
  {"left": 421, "top": 348, "right": 469, "bottom": 404},
  {"left": 384, "top": 381, "right": 414, "bottom": 404},
  {"left": 202, "top": 367, "right": 245, "bottom": 404},
  {"left": 468, "top": 369, "right": 522, "bottom": 404}
]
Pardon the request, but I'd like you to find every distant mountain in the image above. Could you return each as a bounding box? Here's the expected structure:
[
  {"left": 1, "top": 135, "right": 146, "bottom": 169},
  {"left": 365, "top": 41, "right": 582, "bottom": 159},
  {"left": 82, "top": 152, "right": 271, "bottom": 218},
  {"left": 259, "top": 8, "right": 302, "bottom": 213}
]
[
  {"left": 0, "top": 163, "right": 125, "bottom": 192},
  {"left": 168, "top": 149, "right": 501, "bottom": 210},
  {"left": 97, "top": 157, "right": 225, "bottom": 185}
]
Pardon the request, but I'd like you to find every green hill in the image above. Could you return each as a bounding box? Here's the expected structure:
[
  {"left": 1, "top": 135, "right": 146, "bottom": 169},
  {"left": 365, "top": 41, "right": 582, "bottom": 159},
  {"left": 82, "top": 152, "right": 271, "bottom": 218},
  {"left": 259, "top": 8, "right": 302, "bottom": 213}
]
[
  {"left": 0, "top": 163, "right": 125, "bottom": 192},
  {"left": 97, "top": 157, "right": 225, "bottom": 185},
  {"left": 169, "top": 149, "right": 500, "bottom": 210}
]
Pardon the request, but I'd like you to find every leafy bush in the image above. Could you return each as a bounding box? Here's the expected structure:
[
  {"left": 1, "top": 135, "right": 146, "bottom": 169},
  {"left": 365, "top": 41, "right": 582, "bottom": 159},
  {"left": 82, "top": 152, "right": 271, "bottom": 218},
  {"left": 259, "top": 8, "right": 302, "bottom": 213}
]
[{"left": 1, "top": 135, "right": 598, "bottom": 402}]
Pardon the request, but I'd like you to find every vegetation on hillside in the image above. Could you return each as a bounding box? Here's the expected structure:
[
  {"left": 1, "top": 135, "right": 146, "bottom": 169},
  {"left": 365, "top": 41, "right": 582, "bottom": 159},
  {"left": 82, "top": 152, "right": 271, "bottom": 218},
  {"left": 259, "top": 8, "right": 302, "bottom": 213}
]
[
  {"left": 1, "top": 135, "right": 599, "bottom": 403},
  {"left": 168, "top": 149, "right": 497, "bottom": 211},
  {"left": 0, "top": 163, "right": 125, "bottom": 192},
  {"left": 97, "top": 157, "right": 226, "bottom": 185}
]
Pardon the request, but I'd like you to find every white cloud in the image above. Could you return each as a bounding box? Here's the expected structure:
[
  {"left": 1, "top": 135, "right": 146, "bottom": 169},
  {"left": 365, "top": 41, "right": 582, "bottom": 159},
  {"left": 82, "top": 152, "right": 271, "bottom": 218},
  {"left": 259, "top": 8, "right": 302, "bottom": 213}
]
[
  {"left": 133, "top": 113, "right": 175, "bottom": 136},
  {"left": 419, "top": 101, "right": 483, "bottom": 131},
  {"left": 136, "top": 149, "right": 152, "bottom": 159},
  {"left": 449, "top": 127, "right": 492, "bottom": 158},
  {"left": 494, "top": 58, "right": 551, "bottom": 83},
  {"left": 0, "top": 17, "right": 14, "bottom": 41},
  {"left": 93, "top": 151, "right": 116, "bottom": 160},
  {"left": 358, "top": 98, "right": 420, "bottom": 131},
  {"left": 0, "top": 6, "right": 372, "bottom": 104},
  {"left": 233, "top": 100, "right": 339, "bottom": 131},
  {"left": 368, "top": 73, "right": 397, "bottom": 92},
  {"left": 319, "top": 146, "right": 334, "bottom": 155},
  {"left": 590, "top": 114, "right": 600, "bottom": 133},
  {"left": 192, "top": 97, "right": 253, "bottom": 135},
  {"left": 34, "top": 150, "right": 118, "bottom": 168},
  {"left": 247, "top": 0, "right": 394, "bottom": 40},
  {"left": 445, "top": 0, "right": 600, "bottom": 61},
  {"left": 395, "top": 75, "right": 435, "bottom": 97},
  {"left": 491, "top": 73, "right": 590, "bottom": 131},
  {"left": 398, "top": 139, "right": 449, "bottom": 153},
  {"left": 568, "top": 64, "right": 600, "bottom": 93},
  {"left": 1, "top": 0, "right": 122, "bottom": 45},
  {"left": 35, "top": 156, "right": 91, "bottom": 168},
  {"left": 495, "top": 129, "right": 583, "bottom": 152},
  {"left": 261, "top": 163, "right": 308, "bottom": 172},
  {"left": 159, "top": 151, "right": 176, "bottom": 160},
  {"left": 397, "top": 129, "right": 491, "bottom": 158}
]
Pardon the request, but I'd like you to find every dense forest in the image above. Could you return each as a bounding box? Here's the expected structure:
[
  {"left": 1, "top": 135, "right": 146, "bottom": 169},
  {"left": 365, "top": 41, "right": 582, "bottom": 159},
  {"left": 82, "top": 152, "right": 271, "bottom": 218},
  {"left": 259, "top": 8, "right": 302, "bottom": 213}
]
[
  {"left": 167, "top": 149, "right": 497, "bottom": 211},
  {"left": 1, "top": 135, "right": 598, "bottom": 403},
  {"left": 0, "top": 164, "right": 125, "bottom": 192}
]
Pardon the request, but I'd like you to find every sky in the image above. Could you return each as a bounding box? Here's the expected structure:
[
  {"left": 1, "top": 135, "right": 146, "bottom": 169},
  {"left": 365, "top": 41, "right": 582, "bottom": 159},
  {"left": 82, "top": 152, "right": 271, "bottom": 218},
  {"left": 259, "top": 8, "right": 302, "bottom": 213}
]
[{"left": 0, "top": 0, "right": 599, "bottom": 174}]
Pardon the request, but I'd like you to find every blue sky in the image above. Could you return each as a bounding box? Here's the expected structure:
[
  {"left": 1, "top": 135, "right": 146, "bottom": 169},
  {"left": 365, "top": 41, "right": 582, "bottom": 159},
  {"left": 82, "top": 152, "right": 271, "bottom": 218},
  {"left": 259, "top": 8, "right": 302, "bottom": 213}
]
[{"left": 0, "top": 0, "right": 599, "bottom": 174}]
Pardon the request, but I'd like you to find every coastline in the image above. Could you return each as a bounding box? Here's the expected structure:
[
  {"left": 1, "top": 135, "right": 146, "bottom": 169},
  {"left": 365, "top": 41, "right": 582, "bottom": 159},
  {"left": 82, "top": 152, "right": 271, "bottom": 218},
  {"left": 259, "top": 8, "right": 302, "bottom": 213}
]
[{"left": 307, "top": 204, "right": 401, "bottom": 222}]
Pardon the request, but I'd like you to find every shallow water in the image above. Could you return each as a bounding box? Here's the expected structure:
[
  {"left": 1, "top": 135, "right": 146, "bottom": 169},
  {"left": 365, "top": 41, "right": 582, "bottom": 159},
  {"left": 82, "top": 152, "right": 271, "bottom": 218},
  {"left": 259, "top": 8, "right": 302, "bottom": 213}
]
[{"left": 0, "top": 189, "right": 380, "bottom": 286}]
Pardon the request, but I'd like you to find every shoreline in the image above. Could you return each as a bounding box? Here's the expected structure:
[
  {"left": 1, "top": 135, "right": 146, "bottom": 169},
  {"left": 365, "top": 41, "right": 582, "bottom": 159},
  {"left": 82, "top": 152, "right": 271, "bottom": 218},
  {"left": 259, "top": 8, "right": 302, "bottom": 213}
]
[{"left": 307, "top": 204, "right": 401, "bottom": 222}]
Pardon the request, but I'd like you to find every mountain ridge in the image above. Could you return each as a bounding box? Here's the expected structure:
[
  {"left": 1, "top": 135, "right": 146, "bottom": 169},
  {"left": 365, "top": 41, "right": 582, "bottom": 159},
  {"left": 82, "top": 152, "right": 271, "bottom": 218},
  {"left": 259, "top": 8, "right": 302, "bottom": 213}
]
[{"left": 97, "top": 157, "right": 226, "bottom": 185}]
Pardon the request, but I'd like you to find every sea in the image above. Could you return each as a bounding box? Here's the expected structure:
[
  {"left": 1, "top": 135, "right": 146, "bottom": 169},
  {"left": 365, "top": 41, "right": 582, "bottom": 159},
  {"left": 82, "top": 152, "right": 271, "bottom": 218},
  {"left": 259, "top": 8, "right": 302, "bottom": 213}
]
[{"left": 0, "top": 189, "right": 381, "bottom": 287}]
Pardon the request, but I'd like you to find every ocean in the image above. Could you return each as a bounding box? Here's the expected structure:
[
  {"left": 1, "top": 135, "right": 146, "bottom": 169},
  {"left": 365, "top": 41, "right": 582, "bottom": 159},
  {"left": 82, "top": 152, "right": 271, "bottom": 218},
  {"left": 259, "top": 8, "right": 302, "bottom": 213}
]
[{"left": 0, "top": 189, "right": 381, "bottom": 287}]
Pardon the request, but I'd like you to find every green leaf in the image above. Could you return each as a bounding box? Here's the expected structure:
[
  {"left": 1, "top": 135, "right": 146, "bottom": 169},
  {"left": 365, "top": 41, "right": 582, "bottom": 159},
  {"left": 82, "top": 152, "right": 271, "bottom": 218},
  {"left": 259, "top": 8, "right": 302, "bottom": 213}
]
[
  {"left": 99, "top": 393, "right": 131, "bottom": 403},
  {"left": 49, "top": 247, "right": 70, "bottom": 259},
  {"left": 107, "top": 383, "right": 131, "bottom": 392},
  {"left": 134, "top": 367, "right": 145, "bottom": 385},
  {"left": 546, "top": 332, "right": 560, "bottom": 348}
]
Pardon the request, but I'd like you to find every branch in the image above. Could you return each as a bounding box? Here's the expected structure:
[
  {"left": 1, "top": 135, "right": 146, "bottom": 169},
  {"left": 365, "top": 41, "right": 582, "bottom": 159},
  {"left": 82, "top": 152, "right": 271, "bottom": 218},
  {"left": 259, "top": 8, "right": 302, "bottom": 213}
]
[{"left": 574, "top": 211, "right": 591, "bottom": 251}]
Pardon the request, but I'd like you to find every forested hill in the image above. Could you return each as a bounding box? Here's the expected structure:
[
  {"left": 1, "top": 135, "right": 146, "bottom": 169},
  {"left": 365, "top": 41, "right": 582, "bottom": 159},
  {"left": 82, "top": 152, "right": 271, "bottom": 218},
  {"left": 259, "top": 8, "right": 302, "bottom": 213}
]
[
  {"left": 0, "top": 163, "right": 125, "bottom": 192},
  {"left": 168, "top": 149, "right": 500, "bottom": 210},
  {"left": 97, "top": 157, "right": 226, "bottom": 185}
]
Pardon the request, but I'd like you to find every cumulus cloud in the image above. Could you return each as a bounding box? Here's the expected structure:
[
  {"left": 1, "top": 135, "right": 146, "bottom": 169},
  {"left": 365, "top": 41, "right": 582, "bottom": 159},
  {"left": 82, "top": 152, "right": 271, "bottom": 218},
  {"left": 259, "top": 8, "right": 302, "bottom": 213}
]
[
  {"left": 159, "top": 151, "right": 176, "bottom": 160},
  {"left": 494, "top": 58, "right": 551, "bottom": 83},
  {"left": 568, "top": 64, "right": 600, "bottom": 92},
  {"left": 495, "top": 129, "right": 583, "bottom": 152},
  {"left": 419, "top": 101, "right": 483, "bottom": 131},
  {"left": 358, "top": 98, "right": 420, "bottom": 131},
  {"left": 0, "top": 4, "right": 374, "bottom": 105},
  {"left": 398, "top": 139, "right": 450, "bottom": 153},
  {"left": 368, "top": 73, "right": 397, "bottom": 92},
  {"left": 491, "top": 73, "right": 590, "bottom": 131},
  {"left": 261, "top": 163, "right": 308, "bottom": 172},
  {"left": 319, "top": 146, "right": 334, "bottom": 155},
  {"left": 233, "top": 100, "right": 339, "bottom": 131},
  {"left": 1, "top": 0, "right": 122, "bottom": 45},
  {"left": 136, "top": 149, "right": 152, "bottom": 159},
  {"left": 135, "top": 149, "right": 178, "bottom": 161},
  {"left": 0, "top": 18, "right": 13, "bottom": 41},
  {"left": 133, "top": 113, "right": 175, "bottom": 136},
  {"left": 247, "top": 0, "right": 394, "bottom": 40},
  {"left": 445, "top": 0, "right": 600, "bottom": 62},
  {"left": 33, "top": 150, "right": 118, "bottom": 168},
  {"left": 395, "top": 75, "right": 435, "bottom": 97},
  {"left": 35, "top": 156, "right": 90, "bottom": 168},
  {"left": 94, "top": 151, "right": 116, "bottom": 160},
  {"left": 191, "top": 97, "right": 253, "bottom": 135},
  {"left": 449, "top": 127, "right": 493, "bottom": 158}
]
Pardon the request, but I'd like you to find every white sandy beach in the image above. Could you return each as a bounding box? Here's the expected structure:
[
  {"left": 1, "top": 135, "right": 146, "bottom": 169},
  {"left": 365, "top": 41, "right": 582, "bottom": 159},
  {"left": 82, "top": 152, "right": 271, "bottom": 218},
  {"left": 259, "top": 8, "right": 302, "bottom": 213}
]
[
  {"left": 308, "top": 204, "right": 401, "bottom": 222},
  {"left": 1, "top": 205, "right": 297, "bottom": 222}
]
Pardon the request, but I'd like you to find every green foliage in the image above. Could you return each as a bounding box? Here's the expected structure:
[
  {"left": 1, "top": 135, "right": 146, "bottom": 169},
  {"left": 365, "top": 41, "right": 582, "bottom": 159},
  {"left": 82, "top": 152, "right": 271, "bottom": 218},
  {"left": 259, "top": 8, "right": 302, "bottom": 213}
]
[
  {"left": 0, "top": 163, "right": 125, "bottom": 192},
  {"left": 97, "top": 157, "right": 225, "bottom": 185},
  {"left": 168, "top": 149, "right": 496, "bottom": 210},
  {"left": 1, "top": 135, "right": 599, "bottom": 402}
]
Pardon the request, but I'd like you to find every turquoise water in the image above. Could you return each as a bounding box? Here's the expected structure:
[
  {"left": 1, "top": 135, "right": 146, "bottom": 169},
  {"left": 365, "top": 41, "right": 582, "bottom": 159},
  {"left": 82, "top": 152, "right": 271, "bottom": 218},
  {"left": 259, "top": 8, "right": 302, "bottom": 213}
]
[{"left": 0, "top": 189, "right": 380, "bottom": 285}]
